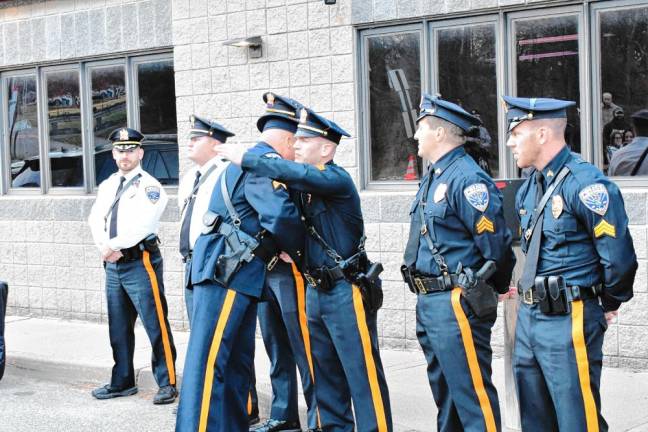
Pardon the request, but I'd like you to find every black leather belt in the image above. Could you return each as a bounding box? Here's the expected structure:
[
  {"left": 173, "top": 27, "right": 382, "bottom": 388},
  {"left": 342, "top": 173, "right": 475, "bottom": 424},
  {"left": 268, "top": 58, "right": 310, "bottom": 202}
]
[
  {"left": 518, "top": 284, "right": 601, "bottom": 305},
  {"left": 254, "top": 235, "right": 279, "bottom": 271},
  {"left": 119, "top": 244, "right": 144, "bottom": 263},
  {"left": 303, "top": 266, "right": 345, "bottom": 288},
  {"left": 182, "top": 251, "right": 192, "bottom": 264},
  {"left": 411, "top": 273, "right": 460, "bottom": 295}
]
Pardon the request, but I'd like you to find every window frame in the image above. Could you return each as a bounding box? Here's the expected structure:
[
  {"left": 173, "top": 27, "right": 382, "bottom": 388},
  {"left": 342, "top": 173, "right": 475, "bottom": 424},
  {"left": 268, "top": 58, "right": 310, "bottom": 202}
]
[
  {"left": 0, "top": 51, "right": 176, "bottom": 195},
  {"left": 357, "top": 23, "right": 425, "bottom": 191}
]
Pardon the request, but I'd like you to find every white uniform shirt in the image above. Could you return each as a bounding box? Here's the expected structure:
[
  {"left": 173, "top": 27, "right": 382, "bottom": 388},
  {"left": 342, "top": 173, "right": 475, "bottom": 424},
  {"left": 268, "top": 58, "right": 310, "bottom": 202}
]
[
  {"left": 88, "top": 165, "right": 168, "bottom": 251},
  {"left": 177, "top": 157, "right": 229, "bottom": 251}
]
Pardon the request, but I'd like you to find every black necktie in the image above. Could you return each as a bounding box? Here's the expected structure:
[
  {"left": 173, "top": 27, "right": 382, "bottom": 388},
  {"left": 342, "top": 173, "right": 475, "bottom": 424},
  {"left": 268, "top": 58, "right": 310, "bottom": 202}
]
[
  {"left": 520, "top": 171, "right": 545, "bottom": 290},
  {"left": 404, "top": 168, "right": 433, "bottom": 267},
  {"left": 180, "top": 171, "right": 201, "bottom": 258},
  {"left": 109, "top": 176, "right": 126, "bottom": 239}
]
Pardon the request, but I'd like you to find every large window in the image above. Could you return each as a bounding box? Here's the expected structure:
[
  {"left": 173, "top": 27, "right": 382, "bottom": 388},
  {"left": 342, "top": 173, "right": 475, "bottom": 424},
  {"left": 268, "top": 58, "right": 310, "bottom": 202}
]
[
  {"left": 0, "top": 53, "right": 178, "bottom": 194},
  {"left": 365, "top": 29, "right": 422, "bottom": 183},
  {"left": 360, "top": 1, "right": 648, "bottom": 187}
]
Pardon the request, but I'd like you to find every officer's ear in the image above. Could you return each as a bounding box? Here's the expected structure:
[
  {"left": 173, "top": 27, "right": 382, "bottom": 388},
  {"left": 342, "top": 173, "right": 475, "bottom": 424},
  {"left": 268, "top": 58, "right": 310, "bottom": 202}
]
[{"left": 137, "top": 147, "right": 144, "bottom": 161}]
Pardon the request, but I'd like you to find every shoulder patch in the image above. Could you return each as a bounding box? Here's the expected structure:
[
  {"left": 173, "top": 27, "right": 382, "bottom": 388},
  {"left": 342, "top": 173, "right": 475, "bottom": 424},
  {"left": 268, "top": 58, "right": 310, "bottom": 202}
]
[
  {"left": 579, "top": 183, "right": 609, "bottom": 216},
  {"left": 463, "top": 183, "right": 489, "bottom": 212},
  {"left": 145, "top": 186, "right": 161, "bottom": 203}
]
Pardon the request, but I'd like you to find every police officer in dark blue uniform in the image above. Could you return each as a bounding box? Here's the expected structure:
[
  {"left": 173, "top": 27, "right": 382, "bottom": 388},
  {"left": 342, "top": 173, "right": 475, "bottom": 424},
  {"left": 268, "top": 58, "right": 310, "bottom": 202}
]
[
  {"left": 251, "top": 93, "right": 320, "bottom": 432},
  {"left": 401, "top": 95, "right": 515, "bottom": 432},
  {"left": 505, "top": 96, "right": 637, "bottom": 432},
  {"left": 216, "top": 107, "right": 392, "bottom": 432},
  {"left": 175, "top": 118, "right": 304, "bottom": 432}
]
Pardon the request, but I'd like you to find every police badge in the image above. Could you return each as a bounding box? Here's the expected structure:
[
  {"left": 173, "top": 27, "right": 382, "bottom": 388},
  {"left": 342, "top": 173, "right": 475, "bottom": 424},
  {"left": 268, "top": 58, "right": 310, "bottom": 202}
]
[
  {"left": 551, "top": 195, "right": 563, "bottom": 219},
  {"left": 579, "top": 184, "right": 609, "bottom": 216},
  {"left": 433, "top": 183, "right": 447, "bottom": 203},
  {"left": 463, "top": 183, "right": 489, "bottom": 212}
]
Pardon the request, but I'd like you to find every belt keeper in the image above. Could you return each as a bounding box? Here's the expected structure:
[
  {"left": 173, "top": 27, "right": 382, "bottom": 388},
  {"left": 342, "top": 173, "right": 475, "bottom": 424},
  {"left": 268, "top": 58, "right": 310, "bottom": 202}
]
[
  {"left": 442, "top": 271, "right": 452, "bottom": 290},
  {"left": 415, "top": 278, "right": 426, "bottom": 294},
  {"left": 267, "top": 255, "right": 279, "bottom": 271}
]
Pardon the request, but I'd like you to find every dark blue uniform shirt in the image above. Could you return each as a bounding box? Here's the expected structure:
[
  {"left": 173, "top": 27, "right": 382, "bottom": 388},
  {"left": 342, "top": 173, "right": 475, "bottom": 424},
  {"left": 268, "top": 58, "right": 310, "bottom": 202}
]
[
  {"left": 241, "top": 153, "right": 363, "bottom": 271},
  {"left": 190, "top": 142, "right": 304, "bottom": 298},
  {"left": 410, "top": 146, "right": 515, "bottom": 293},
  {"left": 516, "top": 145, "right": 637, "bottom": 311}
]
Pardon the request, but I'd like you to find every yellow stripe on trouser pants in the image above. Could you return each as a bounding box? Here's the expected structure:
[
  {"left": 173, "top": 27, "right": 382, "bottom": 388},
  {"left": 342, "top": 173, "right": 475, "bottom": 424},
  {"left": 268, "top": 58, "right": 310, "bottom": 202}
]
[
  {"left": 291, "top": 263, "right": 321, "bottom": 428},
  {"left": 199, "top": 289, "right": 237, "bottom": 432},
  {"left": 247, "top": 391, "right": 252, "bottom": 415},
  {"left": 450, "top": 288, "right": 497, "bottom": 432},
  {"left": 571, "top": 300, "right": 599, "bottom": 432},
  {"left": 351, "top": 285, "right": 388, "bottom": 432},
  {"left": 142, "top": 250, "right": 176, "bottom": 386}
]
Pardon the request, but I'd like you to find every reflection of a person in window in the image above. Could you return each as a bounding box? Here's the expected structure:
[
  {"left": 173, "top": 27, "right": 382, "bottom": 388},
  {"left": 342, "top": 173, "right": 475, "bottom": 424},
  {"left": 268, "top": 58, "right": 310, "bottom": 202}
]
[
  {"left": 608, "top": 109, "right": 648, "bottom": 176},
  {"left": 601, "top": 92, "right": 619, "bottom": 126},
  {"left": 623, "top": 129, "right": 635, "bottom": 146},
  {"left": 464, "top": 109, "right": 493, "bottom": 176},
  {"left": 602, "top": 107, "right": 631, "bottom": 148},
  {"left": 606, "top": 130, "right": 623, "bottom": 166}
]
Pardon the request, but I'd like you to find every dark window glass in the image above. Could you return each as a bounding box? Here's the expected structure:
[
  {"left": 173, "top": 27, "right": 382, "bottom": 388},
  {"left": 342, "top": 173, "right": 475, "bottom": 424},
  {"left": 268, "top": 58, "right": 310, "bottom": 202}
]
[
  {"left": 90, "top": 65, "right": 127, "bottom": 185},
  {"left": 600, "top": 6, "right": 648, "bottom": 176},
  {"left": 46, "top": 70, "right": 83, "bottom": 187},
  {"left": 367, "top": 32, "right": 422, "bottom": 182},
  {"left": 515, "top": 16, "right": 581, "bottom": 154},
  {"left": 437, "top": 23, "right": 499, "bottom": 178},
  {"left": 136, "top": 60, "right": 178, "bottom": 185},
  {"left": 6, "top": 76, "right": 40, "bottom": 188}
]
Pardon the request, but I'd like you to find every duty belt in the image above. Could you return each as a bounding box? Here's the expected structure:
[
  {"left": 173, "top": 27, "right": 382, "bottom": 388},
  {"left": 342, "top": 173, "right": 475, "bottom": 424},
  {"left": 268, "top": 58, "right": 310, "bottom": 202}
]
[
  {"left": 303, "top": 266, "right": 345, "bottom": 288},
  {"left": 182, "top": 251, "right": 192, "bottom": 264},
  {"left": 519, "top": 284, "right": 601, "bottom": 305},
  {"left": 411, "top": 273, "right": 460, "bottom": 295}
]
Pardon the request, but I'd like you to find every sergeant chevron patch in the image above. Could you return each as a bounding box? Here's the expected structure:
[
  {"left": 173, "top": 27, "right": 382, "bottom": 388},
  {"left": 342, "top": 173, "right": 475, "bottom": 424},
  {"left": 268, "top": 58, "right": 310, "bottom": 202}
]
[
  {"left": 272, "top": 180, "right": 287, "bottom": 190},
  {"left": 594, "top": 219, "right": 616, "bottom": 238},
  {"left": 476, "top": 215, "right": 495, "bottom": 234}
]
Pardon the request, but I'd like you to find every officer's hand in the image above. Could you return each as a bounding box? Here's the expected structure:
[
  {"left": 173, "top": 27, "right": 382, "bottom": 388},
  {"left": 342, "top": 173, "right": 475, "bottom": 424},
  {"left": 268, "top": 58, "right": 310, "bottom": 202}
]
[
  {"left": 215, "top": 144, "right": 245, "bottom": 165},
  {"left": 279, "top": 251, "right": 293, "bottom": 263},
  {"left": 604, "top": 310, "right": 618, "bottom": 324},
  {"left": 100, "top": 245, "right": 114, "bottom": 260},
  {"left": 498, "top": 286, "right": 517, "bottom": 302},
  {"left": 105, "top": 251, "right": 123, "bottom": 263}
]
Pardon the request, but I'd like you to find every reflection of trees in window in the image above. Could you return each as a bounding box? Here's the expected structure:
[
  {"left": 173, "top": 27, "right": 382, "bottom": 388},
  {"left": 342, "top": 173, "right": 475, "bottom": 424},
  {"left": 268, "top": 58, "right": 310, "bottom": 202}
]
[
  {"left": 46, "top": 70, "right": 83, "bottom": 187},
  {"left": 515, "top": 16, "right": 581, "bottom": 153},
  {"left": 7, "top": 76, "right": 40, "bottom": 188},
  {"left": 138, "top": 61, "right": 177, "bottom": 135},
  {"left": 368, "top": 32, "right": 421, "bottom": 182},
  {"left": 601, "top": 7, "right": 648, "bottom": 127},
  {"left": 437, "top": 24, "right": 499, "bottom": 178}
]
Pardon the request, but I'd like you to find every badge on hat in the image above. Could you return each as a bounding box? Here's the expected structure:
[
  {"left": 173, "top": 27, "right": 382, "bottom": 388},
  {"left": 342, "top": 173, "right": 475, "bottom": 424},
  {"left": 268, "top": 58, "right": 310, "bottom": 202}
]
[
  {"left": 434, "top": 183, "right": 447, "bottom": 203},
  {"left": 579, "top": 184, "right": 609, "bottom": 216},
  {"left": 267, "top": 92, "right": 275, "bottom": 107},
  {"left": 190, "top": 115, "right": 195, "bottom": 128},
  {"left": 551, "top": 195, "right": 563, "bottom": 219},
  {"left": 145, "top": 186, "right": 160, "bottom": 203},
  {"left": 463, "top": 183, "right": 489, "bottom": 213},
  {"left": 119, "top": 128, "right": 129, "bottom": 141},
  {"left": 300, "top": 109, "right": 308, "bottom": 124}
]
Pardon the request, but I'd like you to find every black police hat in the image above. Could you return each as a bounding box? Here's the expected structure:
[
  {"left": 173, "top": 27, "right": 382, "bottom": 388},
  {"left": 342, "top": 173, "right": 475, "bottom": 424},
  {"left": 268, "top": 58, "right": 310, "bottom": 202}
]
[
  {"left": 189, "top": 115, "right": 235, "bottom": 143},
  {"left": 257, "top": 92, "right": 304, "bottom": 133},
  {"left": 417, "top": 94, "right": 481, "bottom": 133},
  {"left": 109, "top": 127, "right": 144, "bottom": 150},
  {"left": 502, "top": 96, "right": 576, "bottom": 132},
  {"left": 295, "top": 107, "right": 350, "bottom": 145}
]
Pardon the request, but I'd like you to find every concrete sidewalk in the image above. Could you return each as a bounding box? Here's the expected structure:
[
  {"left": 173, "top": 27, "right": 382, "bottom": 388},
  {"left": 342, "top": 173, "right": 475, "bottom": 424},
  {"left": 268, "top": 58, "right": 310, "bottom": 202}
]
[{"left": 3, "top": 316, "right": 648, "bottom": 431}]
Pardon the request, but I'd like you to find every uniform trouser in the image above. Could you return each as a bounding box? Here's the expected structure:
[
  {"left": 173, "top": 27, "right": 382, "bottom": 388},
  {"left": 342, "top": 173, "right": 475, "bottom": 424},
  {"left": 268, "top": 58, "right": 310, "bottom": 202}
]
[
  {"left": 416, "top": 288, "right": 501, "bottom": 432},
  {"left": 258, "top": 263, "right": 319, "bottom": 429},
  {"left": 105, "top": 250, "right": 177, "bottom": 389},
  {"left": 0, "top": 281, "right": 7, "bottom": 381},
  {"left": 176, "top": 283, "right": 257, "bottom": 432},
  {"left": 184, "top": 266, "right": 259, "bottom": 421},
  {"left": 513, "top": 299, "right": 607, "bottom": 432},
  {"left": 307, "top": 279, "right": 392, "bottom": 432}
]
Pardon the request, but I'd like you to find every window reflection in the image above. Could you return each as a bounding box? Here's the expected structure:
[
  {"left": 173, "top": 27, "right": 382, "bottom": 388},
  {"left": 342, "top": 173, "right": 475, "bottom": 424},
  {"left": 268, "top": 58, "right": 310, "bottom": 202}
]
[
  {"left": 46, "top": 70, "right": 83, "bottom": 187},
  {"left": 367, "top": 32, "right": 422, "bottom": 182},
  {"left": 136, "top": 60, "right": 178, "bottom": 185},
  {"left": 437, "top": 23, "right": 499, "bottom": 177},
  {"left": 91, "top": 66, "right": 127, "bottom": 185},
  {"left": 515, "top": 15, "right": 581, "bottom": 154},
  {"left": 601, "top": 6, "right": 648, "bottom": 176},
  {"left": 7, "top": 76, "right": 40, "bottom": 188}
]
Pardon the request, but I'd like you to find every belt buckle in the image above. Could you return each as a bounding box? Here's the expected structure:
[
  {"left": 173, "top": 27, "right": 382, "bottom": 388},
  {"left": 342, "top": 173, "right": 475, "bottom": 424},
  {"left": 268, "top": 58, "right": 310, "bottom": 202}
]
[
  {"left": 523, "top": 289, "right": 534, "bottom": 305},
  {"left": 304, "top": 273, "right": 317, "bottom": 287},
  {"left": 414, "top": 278, "right": 427, "bottom": 294},
  {"left": 266, "top": 255, "right": 279, "bottom": 271}
]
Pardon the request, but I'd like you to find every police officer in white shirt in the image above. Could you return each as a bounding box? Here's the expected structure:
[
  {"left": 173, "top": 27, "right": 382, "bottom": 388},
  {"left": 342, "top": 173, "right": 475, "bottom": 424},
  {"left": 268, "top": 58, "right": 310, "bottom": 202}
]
[
  {"left": 178, "top": 115, "right": 234, "bottom": 324},
  {"left": 88, "top": 127, "right": 177, "bottom": 405}
]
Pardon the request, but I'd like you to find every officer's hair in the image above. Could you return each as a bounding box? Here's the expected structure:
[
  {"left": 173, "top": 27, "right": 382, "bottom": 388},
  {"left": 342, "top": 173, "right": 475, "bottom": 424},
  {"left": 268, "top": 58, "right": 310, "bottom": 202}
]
[
  {"left": 423, "top": 116, "right": 466, "bottom": 145},
  {"left": 632, "top": 117, "right": 648, "bottom": 137}
]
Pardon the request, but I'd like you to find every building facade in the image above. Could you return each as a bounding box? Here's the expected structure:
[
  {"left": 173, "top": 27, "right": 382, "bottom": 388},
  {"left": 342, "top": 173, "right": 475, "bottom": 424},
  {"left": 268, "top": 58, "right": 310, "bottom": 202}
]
[{"left": 1, "top": 0, "right": 647, "bottom": 369}]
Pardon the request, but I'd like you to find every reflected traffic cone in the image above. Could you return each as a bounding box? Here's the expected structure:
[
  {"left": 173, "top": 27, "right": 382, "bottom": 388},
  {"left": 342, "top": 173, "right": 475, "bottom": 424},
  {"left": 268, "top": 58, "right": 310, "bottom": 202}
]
[{"left": 403, "top": 155, "right": 417, "bottom": 180}]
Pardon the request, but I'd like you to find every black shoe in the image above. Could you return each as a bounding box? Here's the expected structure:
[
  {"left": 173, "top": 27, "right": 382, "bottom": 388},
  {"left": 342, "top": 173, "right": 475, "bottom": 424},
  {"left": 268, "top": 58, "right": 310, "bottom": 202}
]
[
  {"left": 153, "top": 385, "right": 178, "bottom": 405},
  {"left": 248, "top": 408, "right": 260, "bottom": 426},
  {"left": 251, "top": 418, "right": 301, "bottom": 432},
  {"left": 91, "top": 384, "right": 138, "bottom": 400}
]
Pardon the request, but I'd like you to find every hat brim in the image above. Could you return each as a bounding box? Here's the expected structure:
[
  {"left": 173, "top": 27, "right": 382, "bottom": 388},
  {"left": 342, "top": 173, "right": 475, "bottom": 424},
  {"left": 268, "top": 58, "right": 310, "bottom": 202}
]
[
  {"left": 113, "top": 144, "right": 140, "bottom": 150},
  {"left": 257, "top": 114, "right": 298, "bottom": 133}
]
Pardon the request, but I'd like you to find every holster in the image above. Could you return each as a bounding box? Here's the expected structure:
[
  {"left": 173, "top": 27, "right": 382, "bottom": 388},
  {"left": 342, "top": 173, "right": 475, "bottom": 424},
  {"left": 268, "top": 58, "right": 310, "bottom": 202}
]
[
  {"left": 341, "top": 251, "right": 384, "bottom": 312},
  {"left": 536, "top": 276, "right": 571, "bottom": 315},
  {"left": 142, "top": 234, "right": 160, "bottom": 253},
  {"left": 458, "top": 261, "right": 498, "bottom": 318},
  {"left": 401, "top": 265, "right": 416, "bottom": 293},
  {"left": 213, "top": 222, "right": 259, "bottom": 287}
]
